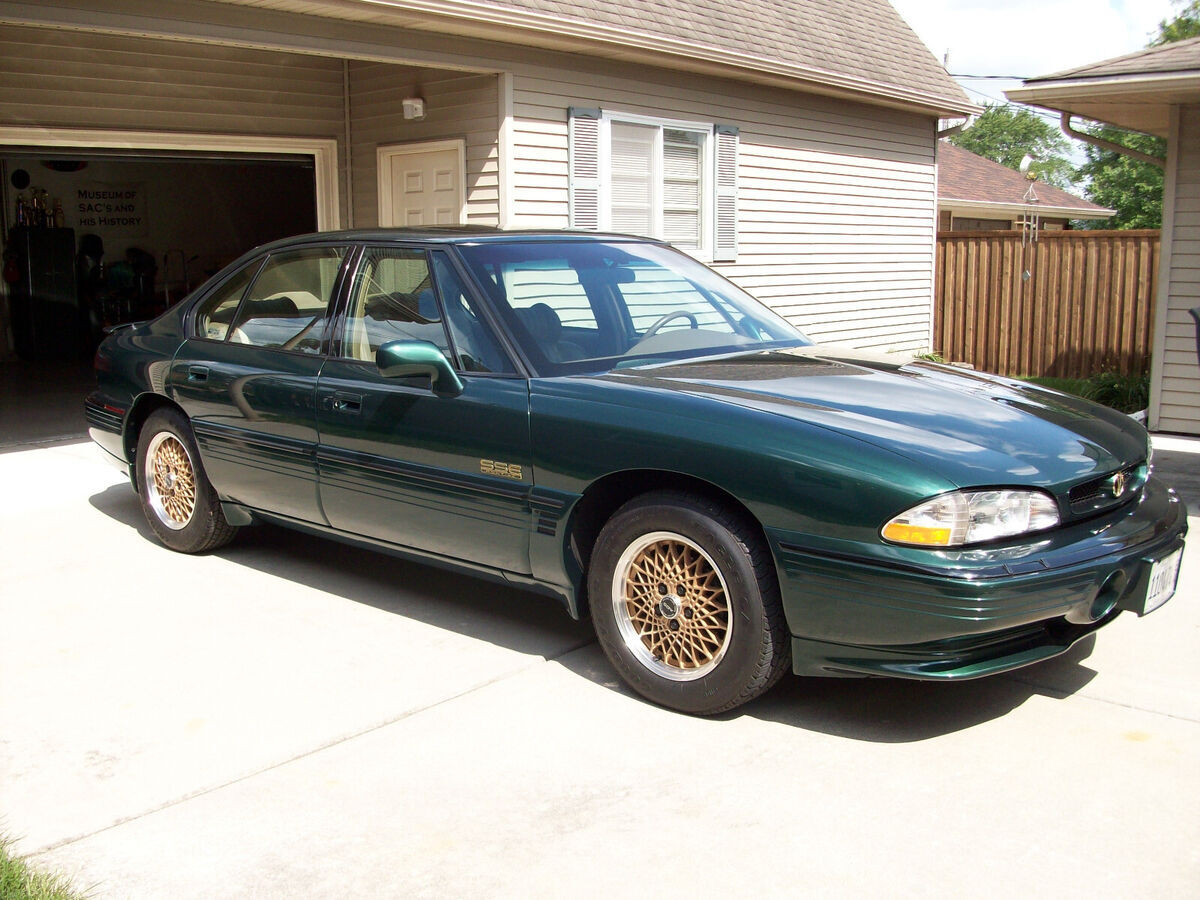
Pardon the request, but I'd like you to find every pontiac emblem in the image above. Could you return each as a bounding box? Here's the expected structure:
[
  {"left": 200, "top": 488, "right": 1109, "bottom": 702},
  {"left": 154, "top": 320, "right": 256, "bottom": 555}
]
[{"left": 1110, "top": 472, "right": 1127, "bottom": 498}]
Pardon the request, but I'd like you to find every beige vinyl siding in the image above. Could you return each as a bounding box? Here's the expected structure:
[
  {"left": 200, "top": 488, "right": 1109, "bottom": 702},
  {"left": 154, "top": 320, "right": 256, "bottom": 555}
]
[
  {"left": 347, "top": 63, "right": 499, "bottom": 227},
  {"left": 1156, "top": 104, "right": 1200, "bottom": 435},
  {"left": 0, "top": 24, "right": 346, "bottom": 214},
  {"left": 510, "top": 64, "right": 938, "bottom": 352},
  {"left": 0, "top": 25, "right": 343, "bottom": 140}
]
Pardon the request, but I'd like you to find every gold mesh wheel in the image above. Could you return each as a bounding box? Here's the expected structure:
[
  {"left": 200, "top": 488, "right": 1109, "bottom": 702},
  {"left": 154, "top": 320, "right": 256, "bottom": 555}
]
[
  {"left": 144, "top": 432, "right": 197, "bottom": 531},
  {"left": 611, "top": 531, "right": 732, "bottom": 681}
]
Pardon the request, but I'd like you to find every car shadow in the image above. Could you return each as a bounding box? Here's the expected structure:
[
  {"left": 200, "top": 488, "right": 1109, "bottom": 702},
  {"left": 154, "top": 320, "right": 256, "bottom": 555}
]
[
  {"left": 729, "top": 635, "right": 1099, "bottom": 742},
  {"left": 90, "top": 481, "right": 1100, "bottom": 742},
  {"left": 87, "top": 483, "right": 593, "bottom": 661}
]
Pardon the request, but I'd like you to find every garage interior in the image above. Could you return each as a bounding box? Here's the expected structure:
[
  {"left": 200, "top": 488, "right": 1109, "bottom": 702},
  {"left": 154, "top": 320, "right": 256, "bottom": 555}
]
[{"left": 0, "top": 151, "right": 317, "bottom": 449}]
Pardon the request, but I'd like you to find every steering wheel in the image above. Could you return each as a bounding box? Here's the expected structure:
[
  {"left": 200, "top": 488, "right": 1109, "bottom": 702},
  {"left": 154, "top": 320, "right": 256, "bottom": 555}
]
[{"left": 640, "top": 310, "right": 699, "bottom": 339}]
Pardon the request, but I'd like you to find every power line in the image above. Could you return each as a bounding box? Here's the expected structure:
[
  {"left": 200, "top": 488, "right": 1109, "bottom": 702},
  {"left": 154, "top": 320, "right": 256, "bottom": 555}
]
[{"left": 950, "top": 73, "right": 1028, "bottom": 80}]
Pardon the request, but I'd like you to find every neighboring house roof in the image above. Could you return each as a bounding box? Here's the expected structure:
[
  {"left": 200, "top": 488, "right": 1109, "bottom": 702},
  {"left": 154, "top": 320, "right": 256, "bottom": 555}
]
[
  {"left": 937, "top": 142, "right": 1113, "bottom": 221},
  {"left": 1007, "top": 36, "right": 1200, "bottom": 137},
  {"left": 207, "top": 0, "right": 976, "bottom": 116}
]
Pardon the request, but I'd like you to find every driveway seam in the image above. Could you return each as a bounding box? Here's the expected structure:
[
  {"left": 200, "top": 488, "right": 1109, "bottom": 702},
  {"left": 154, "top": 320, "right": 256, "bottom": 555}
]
[
  {"left": 29, "top": 637, "right": 596, "bottom": 858},
  {"left": 998, "top": 671, "right": 1200, "bottom": 724}
]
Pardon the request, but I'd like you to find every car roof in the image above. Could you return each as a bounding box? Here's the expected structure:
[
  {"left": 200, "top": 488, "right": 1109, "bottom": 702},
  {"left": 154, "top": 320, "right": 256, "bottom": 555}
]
[{"left": 254, "top": 227, "right": 666, "bottom": 253}]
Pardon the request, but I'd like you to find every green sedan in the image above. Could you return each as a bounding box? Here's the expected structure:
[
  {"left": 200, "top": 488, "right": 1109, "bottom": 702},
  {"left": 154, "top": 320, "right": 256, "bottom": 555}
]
[{"left": 86, "top": 229, "right": 1187, "bottom": 714}]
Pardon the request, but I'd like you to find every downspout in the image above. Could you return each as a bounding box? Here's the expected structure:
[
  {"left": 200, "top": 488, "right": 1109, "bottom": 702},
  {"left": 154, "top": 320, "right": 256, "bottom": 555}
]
[
  {"left": 343, "top": 59, "right": 355, "bottom": 228},
  {"left": 937, "top": 120, "right": 966, "bottom": 139},
  {"left": 1060, "top": 113, "right": 1165, "bottom": 168}
]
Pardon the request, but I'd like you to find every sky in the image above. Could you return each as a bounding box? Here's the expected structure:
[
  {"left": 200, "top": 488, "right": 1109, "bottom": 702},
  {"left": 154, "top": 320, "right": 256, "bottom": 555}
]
[{"left": 889, "top": 0, "right": 1182, "bottom": 110}]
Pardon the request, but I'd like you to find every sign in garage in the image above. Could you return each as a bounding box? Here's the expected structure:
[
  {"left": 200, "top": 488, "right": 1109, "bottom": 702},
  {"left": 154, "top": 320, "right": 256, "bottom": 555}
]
[{"left": 76, "top": 183, "right": 147, "bottom": 236}]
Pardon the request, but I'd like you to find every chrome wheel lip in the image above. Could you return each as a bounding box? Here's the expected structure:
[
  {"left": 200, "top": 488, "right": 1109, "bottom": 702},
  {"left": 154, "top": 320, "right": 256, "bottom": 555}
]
[
  {"left": 611, "top": 530, "right": 733, "bottom": 682},
  {"left": 144, "top": 431, "right": 196, "bottom": 531}
]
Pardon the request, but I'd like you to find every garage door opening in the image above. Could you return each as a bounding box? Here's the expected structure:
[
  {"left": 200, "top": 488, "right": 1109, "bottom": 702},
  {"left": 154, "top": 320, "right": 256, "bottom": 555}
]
[
  {"left": 1, "top": 147, "right": 321, "bottom": 449},
  {"left": 2, "top": 149, "right": 317, "bottom": 358}
]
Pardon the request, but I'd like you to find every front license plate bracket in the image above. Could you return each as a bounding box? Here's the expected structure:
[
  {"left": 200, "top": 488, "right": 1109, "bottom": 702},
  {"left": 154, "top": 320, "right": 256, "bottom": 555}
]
[{"left": 1132, "top": 547, "right": 1184, "bottom": 616}]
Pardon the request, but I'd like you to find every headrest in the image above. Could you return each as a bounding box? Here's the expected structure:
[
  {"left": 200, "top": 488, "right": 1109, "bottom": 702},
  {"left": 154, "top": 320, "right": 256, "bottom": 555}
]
[
  {"left": 516, "top": 302, "right": 562, "bottom": 344},
  {"left": 251, "top": 294, "right": 299, "bottom": 317}
]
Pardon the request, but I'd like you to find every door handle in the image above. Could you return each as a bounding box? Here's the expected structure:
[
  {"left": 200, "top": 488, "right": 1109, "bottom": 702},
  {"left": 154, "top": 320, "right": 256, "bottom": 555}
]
[
  {"left": 331, "top": 392, "right": 362, "bottom": 413},
  {"left": 187, "top": 365, "right": 209, "bottom": 383}
]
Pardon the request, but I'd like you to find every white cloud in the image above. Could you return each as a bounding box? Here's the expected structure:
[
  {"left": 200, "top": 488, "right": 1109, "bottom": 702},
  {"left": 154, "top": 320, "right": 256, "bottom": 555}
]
[{"left": 890, "top": 0, "right": 1178, "bottom": 79}]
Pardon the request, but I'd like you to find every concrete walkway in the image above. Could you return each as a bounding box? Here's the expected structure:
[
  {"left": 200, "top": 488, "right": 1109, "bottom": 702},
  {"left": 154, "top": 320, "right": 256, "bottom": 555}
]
[{"left": 1, "top": 438, "right": 1197, "bottom": 898}]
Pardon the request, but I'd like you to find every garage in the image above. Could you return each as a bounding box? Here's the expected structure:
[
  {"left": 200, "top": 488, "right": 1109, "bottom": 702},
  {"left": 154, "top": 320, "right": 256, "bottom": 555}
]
[{"left": 0, "top": 17, "right": 501, "bottom": 449}]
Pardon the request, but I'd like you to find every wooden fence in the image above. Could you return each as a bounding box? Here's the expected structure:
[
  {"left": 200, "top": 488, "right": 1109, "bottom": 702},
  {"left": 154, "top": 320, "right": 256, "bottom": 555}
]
[{"left": 934, "top": 229, "right": 1160, "bottom": 378}]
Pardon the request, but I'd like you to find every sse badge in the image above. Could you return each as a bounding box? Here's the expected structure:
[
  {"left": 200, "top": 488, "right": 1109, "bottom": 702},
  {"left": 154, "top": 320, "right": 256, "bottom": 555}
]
[{"left": 481, "top": 459, "right": 523, "bottom": 480}]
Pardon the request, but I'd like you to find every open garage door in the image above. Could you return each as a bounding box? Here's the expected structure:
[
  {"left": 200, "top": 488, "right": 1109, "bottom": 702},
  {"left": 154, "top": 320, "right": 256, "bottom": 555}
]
[{"left": 0, "top": 142, "right": 326, "bottom": 448}]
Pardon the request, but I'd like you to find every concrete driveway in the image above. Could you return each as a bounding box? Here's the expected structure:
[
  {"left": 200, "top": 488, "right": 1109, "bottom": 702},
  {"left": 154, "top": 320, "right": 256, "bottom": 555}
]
[{"left": 2, "top": 438, "right": 1198, "bottom": 898}]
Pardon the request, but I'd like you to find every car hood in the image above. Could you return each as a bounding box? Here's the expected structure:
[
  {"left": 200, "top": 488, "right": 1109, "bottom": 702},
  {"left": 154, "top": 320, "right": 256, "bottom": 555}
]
[{"left": 605, "top": 348, "right": 1148, "bottom": 489}]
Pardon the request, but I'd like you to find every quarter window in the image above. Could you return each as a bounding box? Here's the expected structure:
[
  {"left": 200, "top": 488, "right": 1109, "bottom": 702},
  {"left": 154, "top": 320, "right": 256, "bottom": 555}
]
[{"left": 194, "top": 259, "right": 261, "bottom": 341}]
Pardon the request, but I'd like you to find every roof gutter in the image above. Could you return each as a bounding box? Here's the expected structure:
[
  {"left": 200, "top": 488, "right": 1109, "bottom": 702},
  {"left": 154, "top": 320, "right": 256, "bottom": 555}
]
[
  {"left": 1009, "top": 71, "right": 1200, "bottom": 100},
  {"left": 939, "top": 198, "right": 1115, "bottom": 220},
  {"left": 1059, "top": 113, "right": 1164, "bottom": 169}
]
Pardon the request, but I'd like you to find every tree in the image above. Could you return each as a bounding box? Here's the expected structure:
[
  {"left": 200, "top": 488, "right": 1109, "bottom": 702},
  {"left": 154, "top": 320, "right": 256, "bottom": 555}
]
[
  {"left": 949, "top": 103, "right": 1078, "bottom": 189},
  {"left": 1079, "top": 126, "right": 1166, "bottom": 229},
  {"left": 1152, "top": 0, "right": 1200, "bottom": 45},
  {"left": 1077, "top": 0, "right": 1195, "bottom": 226}
]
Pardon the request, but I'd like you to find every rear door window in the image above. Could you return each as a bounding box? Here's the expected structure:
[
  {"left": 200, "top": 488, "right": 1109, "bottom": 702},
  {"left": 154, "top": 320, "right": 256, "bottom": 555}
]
[{"left": 226, "top": 247, "right": 347, "bottom": 352}]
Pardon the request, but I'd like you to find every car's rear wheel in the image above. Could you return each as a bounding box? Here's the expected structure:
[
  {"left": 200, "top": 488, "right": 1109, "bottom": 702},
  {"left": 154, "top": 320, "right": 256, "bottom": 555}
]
[
  {"left": 588, "top": 491, "right": 790, "bottom": 714},
  {"left": 136, "top": 408, "right": 238, "bottom": 553}
]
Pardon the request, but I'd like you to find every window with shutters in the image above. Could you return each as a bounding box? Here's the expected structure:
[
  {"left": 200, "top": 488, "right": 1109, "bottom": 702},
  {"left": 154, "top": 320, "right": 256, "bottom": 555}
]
[{"left": 569, "top": 109, "right": 737, "bottom": 263}]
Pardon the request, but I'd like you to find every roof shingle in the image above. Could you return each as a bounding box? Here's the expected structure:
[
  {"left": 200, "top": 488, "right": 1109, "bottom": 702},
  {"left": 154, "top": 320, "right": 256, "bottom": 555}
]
[
  {"left": 1026, "top": 35, "right": 1200, "bottom": 82},
  {"left": 481, "top": 0, "right": 970, "bottom": 110},
  {"left": 938, "top": 142, "right": 1111, "bottom": 215}
]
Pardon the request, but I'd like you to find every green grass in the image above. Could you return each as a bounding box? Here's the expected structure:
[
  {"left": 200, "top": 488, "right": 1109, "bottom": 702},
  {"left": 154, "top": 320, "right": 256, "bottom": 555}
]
[
  {"left": 0, "top": 836, "right": 86, "bottom": 900},
  {"left": 1023, "top": 371, "right": 1150, "bottom": 415}
]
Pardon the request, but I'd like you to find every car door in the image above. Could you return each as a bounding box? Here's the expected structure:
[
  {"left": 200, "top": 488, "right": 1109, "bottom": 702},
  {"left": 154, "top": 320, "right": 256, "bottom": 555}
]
[
  {"left": 315, "top": 246, "right": 534, "bottom": 574},
  {"left": 170, "top": 244, "right": 352, "bottom": 522}
]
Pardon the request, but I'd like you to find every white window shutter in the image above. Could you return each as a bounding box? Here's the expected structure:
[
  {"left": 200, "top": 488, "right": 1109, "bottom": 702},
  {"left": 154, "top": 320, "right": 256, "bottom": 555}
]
[
  {"left": 713, "top": 125, "right": 739, "bottom": 262},
  {"left": 569, "top": 108, "right": 602, "bottom": 231}
]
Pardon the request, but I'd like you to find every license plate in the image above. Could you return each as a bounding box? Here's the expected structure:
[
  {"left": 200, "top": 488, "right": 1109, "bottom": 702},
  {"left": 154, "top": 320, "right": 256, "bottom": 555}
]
[{"left": 1144, "top": 548, "right": 1183, "bottom": 615}]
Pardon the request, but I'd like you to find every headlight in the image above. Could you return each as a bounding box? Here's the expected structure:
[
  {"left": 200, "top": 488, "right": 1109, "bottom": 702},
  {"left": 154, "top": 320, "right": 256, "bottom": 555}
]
[{"left": 882, "top": 489, "right": 1060, "bottom": 547}]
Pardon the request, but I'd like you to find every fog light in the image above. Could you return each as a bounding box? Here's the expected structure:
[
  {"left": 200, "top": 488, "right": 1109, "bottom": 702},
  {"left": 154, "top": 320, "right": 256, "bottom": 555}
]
[{"left": 1069, "top": 571, "right": 1126, "bottom": 624}]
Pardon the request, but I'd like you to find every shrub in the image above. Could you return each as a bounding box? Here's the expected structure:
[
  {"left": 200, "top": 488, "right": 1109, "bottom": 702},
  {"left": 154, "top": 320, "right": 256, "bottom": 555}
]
[{"left": 1023, "top": 371, "right": 1149, "bottom": 414}]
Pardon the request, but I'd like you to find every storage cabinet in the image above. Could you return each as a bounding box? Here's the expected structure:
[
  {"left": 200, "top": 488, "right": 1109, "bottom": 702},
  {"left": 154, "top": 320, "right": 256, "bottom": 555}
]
[{"left": 7, "top": 226, "right": 81, "bottom": 359}]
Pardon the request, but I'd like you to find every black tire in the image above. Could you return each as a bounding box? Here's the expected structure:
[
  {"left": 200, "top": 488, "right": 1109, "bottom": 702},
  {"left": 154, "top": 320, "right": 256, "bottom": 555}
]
[
  {"left": 135, "top": 407, "right": 238, "bottom": 553},
  {"left": 588, "top": 491, "right": 790, "bottom": 715}
]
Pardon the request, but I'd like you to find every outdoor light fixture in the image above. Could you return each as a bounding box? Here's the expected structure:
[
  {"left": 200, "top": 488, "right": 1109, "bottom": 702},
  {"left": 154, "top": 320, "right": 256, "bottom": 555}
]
[{"left": 402, "top": 97, "right": 426, "bottom": 120}]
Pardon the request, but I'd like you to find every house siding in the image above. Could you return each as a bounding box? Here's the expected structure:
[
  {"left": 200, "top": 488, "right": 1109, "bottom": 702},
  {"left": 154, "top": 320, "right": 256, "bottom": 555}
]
[
  {"left": 346, "top": 63, "right": 499, "bottom": 227},
  {"left": 1, "top": 11, "right": 942, "bottom": 354},
  {"left": 0, "top": 25, "right": 344, "bottom": 142},
  {"left": 509, "top": 63, "right": 938, "bottom": 351},
  {"left": 1155, "top": 103, "right": 1200, "bottom": 435}
]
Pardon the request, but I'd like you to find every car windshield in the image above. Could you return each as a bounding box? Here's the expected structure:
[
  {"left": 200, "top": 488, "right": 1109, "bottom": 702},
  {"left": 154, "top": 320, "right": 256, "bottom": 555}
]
[{"left": 454, "top": 240, "right": 811, "bottom": 375}]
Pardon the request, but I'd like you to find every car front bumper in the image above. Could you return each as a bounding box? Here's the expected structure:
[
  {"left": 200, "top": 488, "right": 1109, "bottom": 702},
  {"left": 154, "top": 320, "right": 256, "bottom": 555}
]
[{"left": 768, "top": 476, "right": 1187, "bottom": 680}]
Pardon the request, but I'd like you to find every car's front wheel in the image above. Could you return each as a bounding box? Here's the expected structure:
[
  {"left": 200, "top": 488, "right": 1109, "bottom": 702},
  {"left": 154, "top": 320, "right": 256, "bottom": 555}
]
[
  {"left": 135, "top": 407, "right": 238, "bottom": 553},
  {"left": 588, "top": 491, "right": 790, "bottom": 714}
]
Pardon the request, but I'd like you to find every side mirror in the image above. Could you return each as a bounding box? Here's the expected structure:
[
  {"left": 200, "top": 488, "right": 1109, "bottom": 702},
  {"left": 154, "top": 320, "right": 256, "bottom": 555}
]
[{"left": 376, "top": 340, "right": 464, "bottom": 397}]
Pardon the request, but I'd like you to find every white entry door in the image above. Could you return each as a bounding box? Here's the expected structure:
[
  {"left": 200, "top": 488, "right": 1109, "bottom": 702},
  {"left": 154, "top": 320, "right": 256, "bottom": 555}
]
[{"left": 377, "top": 140, "right": 466, "bottom": 227}]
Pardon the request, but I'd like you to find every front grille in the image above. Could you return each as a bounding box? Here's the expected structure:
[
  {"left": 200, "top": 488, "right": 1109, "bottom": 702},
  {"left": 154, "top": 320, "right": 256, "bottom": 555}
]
[{"left": 1068, "top": 463, "right": 1144, "bottom": 517}]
